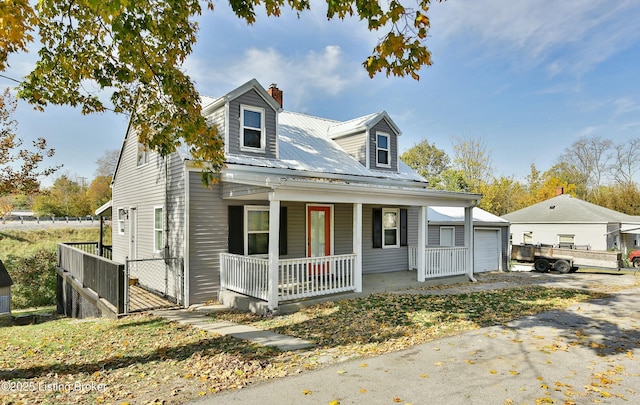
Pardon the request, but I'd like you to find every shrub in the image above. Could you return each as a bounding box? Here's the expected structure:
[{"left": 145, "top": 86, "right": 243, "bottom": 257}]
[{"left": 4, "top": 250, "right": 57, "bottom": 309}]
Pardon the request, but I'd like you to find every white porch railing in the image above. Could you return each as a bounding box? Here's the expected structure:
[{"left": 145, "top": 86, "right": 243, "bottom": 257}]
[
  {"left": 220, "top": 253, "right": 357, "bottom": 305},
  {"left": 220, "top": 253, "right": 270, "bottom": 301},
  {"left": 279, "top": 254, "right": 357, "bottom": 301},
  {"left": 409, "top": 246, "right": 469, "bottom": 279}
]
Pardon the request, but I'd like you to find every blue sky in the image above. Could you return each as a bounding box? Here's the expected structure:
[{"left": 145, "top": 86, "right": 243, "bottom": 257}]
[{"left": 3, "top": 0, "right": 640, "bottom": 187}]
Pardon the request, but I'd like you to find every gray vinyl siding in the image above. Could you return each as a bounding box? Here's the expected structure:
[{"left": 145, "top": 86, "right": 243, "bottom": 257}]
[
  {"left": 361, "top": 205, "right": 409, "bottom": 274},
  {"left": 226, "top": 89, "right": 277, "bottom": 158},
  {"left": 111, "top": 127, "right": 167, "bottom": 265},
  {"left": 166, "top": 155, "right": 185, "bottom": 257},
  {"left": 333, "top": 133, "right": 367, "bottom": 166},
  {"left": 501, "top": 226, "right": 510, "bottom": 271},
  {"left": 187, "top": 174, "right": 225, "bottom": 304},
  {"left": 280, "top": 202, "right": 354, "bottom": 259},
  {"left": 206, "top": 106, "right": 226, "bottom": 150},
  {"left": 369, "top": 119, "right": 398, "bottom": 172},
  {"left": 428, "top": 225, "right": 465, "bottom": 246}
]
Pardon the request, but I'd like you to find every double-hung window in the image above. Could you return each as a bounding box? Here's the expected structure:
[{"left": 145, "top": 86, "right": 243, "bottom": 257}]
[
  {"left": 241, "top": 105, "right": 265, "bottom": 151},
  {"left": 376, "top": 132, "right": 390, "bottom": 167},
  {"left": 245, "top": 206, "right": 269, "bottom": 255},
  {"left": 154, "top": 207, "right": 163, "bottom": 252},
  {"left": 137, "top": 143, "right": 149, "bottom": 166},
  {"left": 382, "top": 208, "right": 399, "bottom": 248},
  {"left": 117, "top": 208, "right": 126, "bottom": 235}
]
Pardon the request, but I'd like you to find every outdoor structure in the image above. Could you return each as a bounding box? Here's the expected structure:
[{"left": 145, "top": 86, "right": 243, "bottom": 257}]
[
  {"left": 97, "top": 79, "right": 482, "bottom": 312},
  {"left": 421, "top": 206, "right": 510, "bottom": 273},
  {"left": 503, "top": 189, "right": 640, "bottom": 253},
  {"left": 0, "top": 260, "right": 13, "bottom": 316}
]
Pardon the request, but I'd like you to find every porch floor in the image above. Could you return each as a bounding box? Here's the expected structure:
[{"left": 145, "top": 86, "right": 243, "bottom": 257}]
[{"left": 129, "top": 285, "right": 177, "bottom": 313}]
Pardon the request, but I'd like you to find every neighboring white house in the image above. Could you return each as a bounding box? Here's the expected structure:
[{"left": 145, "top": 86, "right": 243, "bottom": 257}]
[
  {"left": 107, "top": 79, "right": 483, "bottom": 311},
  {"left": 503, "top": 192, "right": 640, "bottom": 253},
  {"left": 426, "top": 207, "right": 510, "bottom": 273}
]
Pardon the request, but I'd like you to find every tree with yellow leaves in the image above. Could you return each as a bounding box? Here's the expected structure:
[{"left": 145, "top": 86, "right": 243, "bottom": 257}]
[{"left": 1, "top": 0, "right": 443, "bottom": 183}]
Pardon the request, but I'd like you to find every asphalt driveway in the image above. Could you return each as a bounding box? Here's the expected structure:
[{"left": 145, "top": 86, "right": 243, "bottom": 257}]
[{"left": 190, "top": 271, "right": 640, "bottom": 405}]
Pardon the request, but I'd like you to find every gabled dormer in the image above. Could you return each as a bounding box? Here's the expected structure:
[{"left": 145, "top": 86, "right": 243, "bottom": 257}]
[
  {"left": 328, "top": 111, "right": 401, "bottom": 173},
  {"left": 201, "top": 79, "right": 282, "bottom": 159}
]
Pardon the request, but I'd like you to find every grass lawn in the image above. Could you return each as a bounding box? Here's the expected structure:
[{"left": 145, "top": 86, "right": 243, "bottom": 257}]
[
  {"left": 0, "top": 227, "right": 107, "bottom": 258},
  {"left": 0, "top": 286, "right": 608, "bottom": 404}
]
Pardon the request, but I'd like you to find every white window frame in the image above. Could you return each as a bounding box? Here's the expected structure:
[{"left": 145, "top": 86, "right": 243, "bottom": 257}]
[
  {"left": 376, "top": 132, "right": 391, "bottom": 168},
  {"left": 244, "top": 205, "right": 270, "bottom": 256},
  {"left": 557, "top": 234, "right": 575, "bottom": 248},
  {"left": 440, "top": 226, "right": 455, "bottom": 247},
  {"left": 382, "top": 208, "right": 400, "bottom": 248},
  {"left": 153, "top": 206, "right": 164, "bottom": 253},
  {"left": 137, "top": 142, "right": 149, "bottom": 166},
  {"left": 240, "top": 105, "right": 266, "bottom": 152},
  {"left": 117, "top": 208, "right": 126, "bottom": 235}
]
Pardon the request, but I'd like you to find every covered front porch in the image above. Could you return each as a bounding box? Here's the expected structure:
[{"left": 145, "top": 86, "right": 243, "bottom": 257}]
[{"left": 218, "top": 172, "right": 480, "bottom": 312}]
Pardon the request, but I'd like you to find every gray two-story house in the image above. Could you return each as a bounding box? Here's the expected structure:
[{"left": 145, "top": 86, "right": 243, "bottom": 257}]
[{"left": 109, "top": 79, "right": 482, "bottom": 311}]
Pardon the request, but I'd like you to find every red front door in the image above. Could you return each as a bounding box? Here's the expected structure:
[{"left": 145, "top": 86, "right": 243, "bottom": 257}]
[{"left": 307, "top": 206, "right": 331, "bottom": 274}]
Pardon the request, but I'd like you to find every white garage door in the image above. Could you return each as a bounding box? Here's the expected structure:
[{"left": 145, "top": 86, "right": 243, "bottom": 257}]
[{"left": 474, "top": 229, "right": 501, "bottom": 273}]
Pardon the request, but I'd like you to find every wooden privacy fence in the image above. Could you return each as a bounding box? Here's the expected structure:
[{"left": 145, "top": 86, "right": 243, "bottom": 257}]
[{"left": 57, "top": 243, "right": 125, "bottom": 314}]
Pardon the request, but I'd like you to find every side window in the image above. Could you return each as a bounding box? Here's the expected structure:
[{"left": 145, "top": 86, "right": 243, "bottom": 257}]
[
  {"left": 376, "top": 132, "right": 390, "bottom": 167},
  {"left": 558, "top": 234, "right": 575, "bottom": 249},
  {"left": 117, "top": 208, "right": 126, "bottom": 235},
  {"left": 523, "top": 232, "right": 533, "bottom": 244},
  {"left": 154, "top": 207, "right": 163, "bottom": 252},
  {"left": 241, "top": 105, "right": 265, "bottom": 151},
  {"left": 137, "top": 143, "right": 149, "bottom": 166},
  {"left": 245, "top": 206, "right": 270, "bottom": 255}
]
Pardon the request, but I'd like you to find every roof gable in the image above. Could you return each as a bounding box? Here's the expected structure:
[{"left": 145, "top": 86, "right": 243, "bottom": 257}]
[
  {"left": 202, "top": 79, "right": 281, "bottom": 115},
  {"left": 327, "top": 111, "right": 401, "bottom": 139},
  {"left": 503, "top": 194, "right": 636, "bottom": 223}
]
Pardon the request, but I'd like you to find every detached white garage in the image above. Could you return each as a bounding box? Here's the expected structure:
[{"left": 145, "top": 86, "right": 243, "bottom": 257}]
[{"left": 427, "top": 207, "right": 510, "bottom": 274}]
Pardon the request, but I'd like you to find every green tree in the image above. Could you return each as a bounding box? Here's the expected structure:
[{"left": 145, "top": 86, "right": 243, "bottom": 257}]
[
  {"left": 400, "top": 140, "right": 450, "bottom": 188},
  {"left": 33, "top": 175, "right": 91, "bottom": 217},
  {"left": 3, "top": 0, "right": 443, "bottom": 183},
  {"left": 450, "top": 136, "right": 493, "bottom": 193},
  {"left": 3, "top": 251, "right": 57, "bottom": 309}
]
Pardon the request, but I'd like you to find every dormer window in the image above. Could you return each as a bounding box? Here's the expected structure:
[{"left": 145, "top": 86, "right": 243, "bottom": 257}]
[
  {"left": 241, "top": 105, "right": 265, "bottom": 152},
  {"left": 376, "top": 132, "right": 390, "bottom": 167}
]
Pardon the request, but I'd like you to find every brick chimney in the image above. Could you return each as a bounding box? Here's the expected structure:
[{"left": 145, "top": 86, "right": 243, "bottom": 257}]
[
  {"left": 556, "top": 186, "right": 564, "bottom": 196},
  {"left": 267, "top": 83, "right": 283, "bottom": 108}
]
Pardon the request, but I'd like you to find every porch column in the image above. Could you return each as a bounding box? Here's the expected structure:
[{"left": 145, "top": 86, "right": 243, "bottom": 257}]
[
  {"left": 353, "top": 203, "right": 362, "bottom": 292},
  {"left": 268, "top": 199, "right": 280, "bottom": 310},
  {"left": 464, "top": 205, "right": 476, "bottom": 281},
  {"left": 417, "top": 206, "right": 427, "bottom": 282}
]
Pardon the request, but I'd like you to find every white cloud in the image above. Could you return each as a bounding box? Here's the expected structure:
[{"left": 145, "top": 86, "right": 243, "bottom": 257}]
[
  {"left": 614, "top": 97, "right": 640, "bottom": 116},
  {"left": 186, "top": 45, "right": 365, "bottom": 111},
  {"left": 430, "top": 0, "right": 640, "bottom": 75}
]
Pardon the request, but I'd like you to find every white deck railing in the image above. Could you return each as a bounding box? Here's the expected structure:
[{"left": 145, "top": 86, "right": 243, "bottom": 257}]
[
  {"left": 220, "top": 253, "right": 270, "bottom": 301},
  {"left": 220, "top": 253, "right": 357, "bottom": 304},
  {"left": 409, "top": 246, "right": 469, "bottom": 279},
  {"left": 279, "top": 254, "right": 357, "bottom": 301}
]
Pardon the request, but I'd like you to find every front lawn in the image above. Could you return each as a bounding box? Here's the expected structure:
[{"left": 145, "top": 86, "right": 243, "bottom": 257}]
[{"left": 0, "top": 286, "right": 606, "bottom": 404}]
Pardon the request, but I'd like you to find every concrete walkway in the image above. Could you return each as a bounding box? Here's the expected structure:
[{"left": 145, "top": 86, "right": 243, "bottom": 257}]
[{"left": 152, "top": 308, "right": 315, "bottom": 351}]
